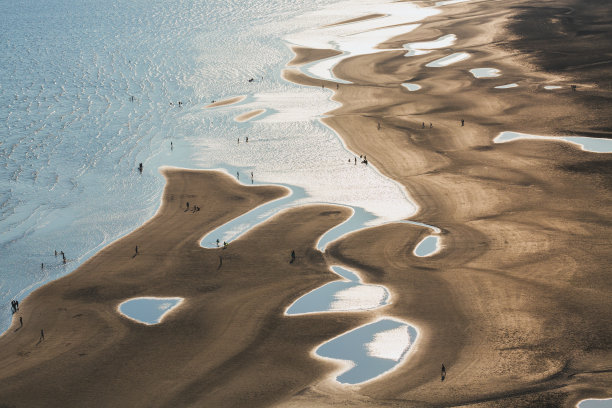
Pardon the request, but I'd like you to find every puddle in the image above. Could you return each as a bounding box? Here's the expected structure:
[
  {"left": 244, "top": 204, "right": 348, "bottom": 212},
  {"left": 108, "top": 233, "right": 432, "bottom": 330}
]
[
  {"left": 425, "top": 52, "right": 470, "bottom": 67},
  {"left": 495, "top": 83, "right": 518, "bottom": 89},
  {"left": 315, "top": 318, "right": 417, "bottom": 384},
  {"left": 578, "top": 399, "right": 612, "bottom": 408},
  {"left": 402, "top": 83, "right": 421, "bottom": 91},
  {"left": 494, "top": 131, "right": 612, "bottom": 153},
  {"left": 285, "top": 266, "right": 389, "bottom": 315},
  {"left": 414, "top": 235, "right": 440, "bottom": 257},
  {"left": 469, "top": 68, "right": 501, "bottom": 78},
  {"left": 544, "top": 85, "right": 562, "bottom": 90},
  {"left": 118, "top": 297, "right": 183, "bottom": 325},
  {"left": 403, "top": 34, "right": 457, "bottom": 57}
]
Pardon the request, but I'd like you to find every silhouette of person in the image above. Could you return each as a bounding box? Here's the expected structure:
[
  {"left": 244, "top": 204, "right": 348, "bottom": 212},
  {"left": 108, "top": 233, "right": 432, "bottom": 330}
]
[
  {"left": 40, "top": 329, "right": 45, "bottom": 341},
  {"left": 290, "top": 250, "right": 296, "bottom": 264},
  {"left": 19, "top": 317, "right": 23, "bottom": 327},
  {"left": 461, "top": 119, "right": 464, "bottom": 126},
  {"left": 135, "top": 246, "right": 138, "bottom": 255},
  {"left": 441, "top": 364, "right": 446, "bottom": 381}
]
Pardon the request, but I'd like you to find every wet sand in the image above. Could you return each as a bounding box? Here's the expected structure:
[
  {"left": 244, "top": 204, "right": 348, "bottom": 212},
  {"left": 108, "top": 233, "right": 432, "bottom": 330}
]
[
  {"left": 1, "top": 0, "right": 611, "bottom": 407},
  {"left": 235, "top": 109, "right": 265, "bottom": 122}
]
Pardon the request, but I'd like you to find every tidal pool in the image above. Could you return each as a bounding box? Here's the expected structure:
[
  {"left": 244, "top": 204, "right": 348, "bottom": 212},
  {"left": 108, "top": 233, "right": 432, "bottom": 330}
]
[
  {"left": 402, "top": 83, "right": 421, "bottom": 91},
  {"left": 494, "top": 131, "right": 612, "bottom": 153},
  {"left": 495, "top": 83, "right": 518, "bottom": 89},
  {"left": 118, "top": 297, "right": 183, "bottom": 325},
  {"left": 426, "top": 52, "right": 470, "bottom": 67},
  {"left": 469, "top": 68, "right": 501, "bottom": 78},
  {"left": 414, "top": 235, "right": 440, "bottom": 257},
  {"left": 578, "top": 399, "right": 612, "bottom": 408},
  {"left": 285, "top": 266, "right": 389, "bottom": 315},
  {"left": 316, "top": 318, "right": 417, "bottom": 384}
]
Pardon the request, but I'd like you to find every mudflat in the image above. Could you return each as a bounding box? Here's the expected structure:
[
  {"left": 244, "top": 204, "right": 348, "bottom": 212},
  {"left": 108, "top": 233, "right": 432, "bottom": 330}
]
[{"left": 1, "top": 0, "right": 611, "bottom": 407}]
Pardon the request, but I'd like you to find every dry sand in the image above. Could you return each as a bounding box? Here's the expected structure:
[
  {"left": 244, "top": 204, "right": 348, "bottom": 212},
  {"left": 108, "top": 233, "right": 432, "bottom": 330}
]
[{"left": 1, "top": 0, "right": 611, "bottom": 407}]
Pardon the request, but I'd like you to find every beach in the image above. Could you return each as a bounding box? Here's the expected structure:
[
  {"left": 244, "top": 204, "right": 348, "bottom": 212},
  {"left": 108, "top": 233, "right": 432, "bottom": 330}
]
[{"left": 1, "top": 0, "right": 611, "bottom": 407}]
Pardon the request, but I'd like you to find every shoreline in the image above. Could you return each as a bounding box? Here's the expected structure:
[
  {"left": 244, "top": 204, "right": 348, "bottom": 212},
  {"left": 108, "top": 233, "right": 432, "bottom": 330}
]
[{"left": 0, "top": 0, "right": 610, "bottom": 406}]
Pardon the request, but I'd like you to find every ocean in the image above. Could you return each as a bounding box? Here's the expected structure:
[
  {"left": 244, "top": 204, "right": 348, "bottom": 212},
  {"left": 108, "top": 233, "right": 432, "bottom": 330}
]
[{"left": 0, "top": 0, "right": 437, "bottom": 334}]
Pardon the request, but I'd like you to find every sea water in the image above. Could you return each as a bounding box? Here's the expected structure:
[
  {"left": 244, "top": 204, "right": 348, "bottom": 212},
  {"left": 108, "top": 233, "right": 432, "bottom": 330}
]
[{"left": 0, "top": 0, "right": 444, "bottom": 335}]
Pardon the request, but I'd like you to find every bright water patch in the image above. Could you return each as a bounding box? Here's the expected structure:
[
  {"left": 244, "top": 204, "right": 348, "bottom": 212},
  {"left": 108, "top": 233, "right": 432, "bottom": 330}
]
[
  {"left": 414, "top": 235, "right": 440, "bottom": 257},
  {"left": 118, "top": 297, "right": 183, "bottom": 325},
  {"left": 494, "top": 132, "right": 612, "bottom": 153},
  {"left": 402, "top": 83, "right": 422, "bottom": 91},
  {"left": 495, "top": 83, "right": 518, "bottom": 89},
  {"left": 469, "top": 68, "right": 501, "bottom": 78},
  {"left": 285, "top": 266, "right": 389, "bottom": 315},
  {"left": 285, "top": 0, "right": 440, "bottom": 82},
  {"left": 544, "top": 85, "right": 563, "bottom": 90},
  {"left": 316, "top": 318, "right": 417, "bottom": 384},
  {"left": 436, "top": 0, "right": 471, "bottom": 5},
  {"left": 404, "top": 34, "right": 457, "bottom": 57},
  {"left": 578, "top": 399, "right": 612, "bottom": 408},
  {"left": 426, "top": 52, "right": 470, "bottom": 67}
]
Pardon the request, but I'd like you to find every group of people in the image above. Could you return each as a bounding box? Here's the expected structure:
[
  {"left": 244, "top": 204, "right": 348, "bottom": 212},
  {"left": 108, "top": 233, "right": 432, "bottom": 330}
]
[
  {"left": 54, "top": 250, "right": 67, "bottom": 264},
  {"left": 348, "top": 155, "right": 368, "bottom": 165},
  {"left": 185, "top": 202, "right": 201, "bottom": 213},
  {"left": 10, "top": 299, "right": 19, "bottom": 314}
]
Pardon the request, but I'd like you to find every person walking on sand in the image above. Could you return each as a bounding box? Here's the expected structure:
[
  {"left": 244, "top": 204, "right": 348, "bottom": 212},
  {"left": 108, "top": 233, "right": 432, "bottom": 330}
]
[
  {"left": 377, "top": 122, "right": 381, "bottom": 130},
  {"left": 135, "top": 246, "right": 138, "bottom": 255},
  {"left": 461, "top": 118, "right": 464, "bottom": 126},
  {"left": 40, "top": 329, "right": 45, "bottom": 342},
  {"left": 441, "top": 364, "right": 446, "bottom": 381},
  {"left": 19, "top": 316, "right": 23, "bottom": 327},
  {"left": 430, "top": 123, "right": 433, "bottom": 128},
  {"left": 422, "top": 122, "right": 425, "bottom": 129},
  {"left": 290, "top": 250, "right": 295, "bottom": 264}
]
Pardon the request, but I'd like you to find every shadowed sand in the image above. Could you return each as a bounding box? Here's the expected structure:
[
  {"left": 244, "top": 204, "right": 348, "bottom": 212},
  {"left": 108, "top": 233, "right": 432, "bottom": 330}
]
[{"left": 1, "top": 0, "right": 611, "bottom": 407}]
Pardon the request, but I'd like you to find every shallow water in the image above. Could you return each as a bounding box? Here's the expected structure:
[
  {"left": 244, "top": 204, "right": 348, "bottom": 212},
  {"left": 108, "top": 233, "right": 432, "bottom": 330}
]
[
  {"left": 285, "top": 266, "right": 389, "bottom": 315},
  {"left": 414, "top": 235, "right": 440, "bottom": 257},
  {"left": 316, "top": 318, "right": 417, "bottom": 384},
  {"left": 402, "top": 83, "right": 422, "bottom": 91},
  {"left": 494, "top": 131, "right": 612, "bottom": 153},
  {"left": 578, "top": 399, "right": 612, "bottom": 408},
  {"left": 403, "top": 34, "right": 456, "bottom": 57},
  {"left": 0, "top": 0, "right": 436, "bottom": 334},
  {"left": 494, "top": 83, "right": 518, "bottom": 89},
  {"left": 426, "top": 52, "right": 470, "bottom": 67},
  {"left": 118, "top": 297, "right": 183, "bottom": 325},
  {"left": 469, "top": 68, "right": 501, "bottom": 78},
  {"left": 544, "top": 85, "right": 563, "bottom": 90}
]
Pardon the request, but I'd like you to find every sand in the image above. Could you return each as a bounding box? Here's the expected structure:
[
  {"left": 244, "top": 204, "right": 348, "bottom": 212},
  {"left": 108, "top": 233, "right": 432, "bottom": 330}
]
[
  {"left": 1, "top": 0, "right": 611, "bottom": 407},
  {"left": 235, "top": 109, "right": 266, "bottom": 122}
]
